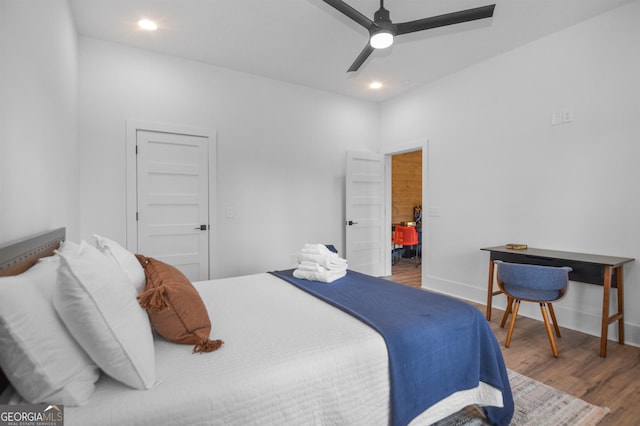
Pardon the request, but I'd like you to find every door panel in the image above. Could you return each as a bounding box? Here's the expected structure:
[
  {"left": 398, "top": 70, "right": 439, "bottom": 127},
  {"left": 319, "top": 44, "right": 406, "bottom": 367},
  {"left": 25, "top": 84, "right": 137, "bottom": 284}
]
[
  {"left": 345, "top": 151, "right": 385, "bottom": 276},
  {"left": 136, "top": 130, "right": 209, "bottom": 281}
]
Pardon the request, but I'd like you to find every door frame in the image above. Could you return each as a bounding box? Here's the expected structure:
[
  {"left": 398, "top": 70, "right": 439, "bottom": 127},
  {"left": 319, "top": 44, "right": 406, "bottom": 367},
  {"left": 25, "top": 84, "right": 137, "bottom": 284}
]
[
  {"left": 383, "top": 139, "right": 428, "bottom": 279},
  {"left": 125, "top": 120, "right": 217, "bottom": 277}
]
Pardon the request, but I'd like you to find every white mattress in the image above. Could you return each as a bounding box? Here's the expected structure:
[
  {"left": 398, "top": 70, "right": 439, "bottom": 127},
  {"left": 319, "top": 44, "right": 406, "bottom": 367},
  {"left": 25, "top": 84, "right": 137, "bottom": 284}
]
[{"left": 4, "top": 273, "right": 502, "bottom": 425}]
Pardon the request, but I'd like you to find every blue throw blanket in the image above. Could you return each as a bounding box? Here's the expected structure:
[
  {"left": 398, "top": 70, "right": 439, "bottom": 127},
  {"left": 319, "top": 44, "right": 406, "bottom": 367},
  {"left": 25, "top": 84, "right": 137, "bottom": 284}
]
[{"left": 271, "top": 269, "right": 513, "bottom": 426}]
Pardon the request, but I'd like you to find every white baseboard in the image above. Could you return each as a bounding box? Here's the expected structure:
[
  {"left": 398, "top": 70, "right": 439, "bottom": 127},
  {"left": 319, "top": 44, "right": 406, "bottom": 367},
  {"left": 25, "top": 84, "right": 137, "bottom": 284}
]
[{"left": 422, "top": 273, "right": 640, "bottom": 349}]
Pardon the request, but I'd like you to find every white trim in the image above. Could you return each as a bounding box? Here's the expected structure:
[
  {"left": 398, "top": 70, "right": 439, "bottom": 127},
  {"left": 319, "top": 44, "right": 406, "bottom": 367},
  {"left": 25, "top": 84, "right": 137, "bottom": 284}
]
[
  {"left": 125, "top": 120, "right": 218, "bottom": 278},
  {"left": 383, "top": 155, "right": 392, "bottom": 277},
  {"left": 423, "top": 273, "right": 640, "bottom": 349}
]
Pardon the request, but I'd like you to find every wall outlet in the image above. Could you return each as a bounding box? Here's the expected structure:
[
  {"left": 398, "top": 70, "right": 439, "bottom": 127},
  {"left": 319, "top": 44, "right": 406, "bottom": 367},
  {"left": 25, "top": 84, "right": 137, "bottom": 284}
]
[{"left": 562, "top": 109, "right": 573, "bottom": 123}]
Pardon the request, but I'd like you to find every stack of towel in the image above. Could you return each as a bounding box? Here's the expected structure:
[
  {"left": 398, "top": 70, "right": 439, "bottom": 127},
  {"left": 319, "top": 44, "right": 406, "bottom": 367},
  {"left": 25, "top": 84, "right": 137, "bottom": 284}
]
[{"left": 293, "top": 243, "right": 348, "bottom": 283}]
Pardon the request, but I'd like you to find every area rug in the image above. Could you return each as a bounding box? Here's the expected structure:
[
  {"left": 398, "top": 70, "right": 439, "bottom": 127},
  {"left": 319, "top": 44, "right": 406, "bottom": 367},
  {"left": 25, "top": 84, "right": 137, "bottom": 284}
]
[{"left": 433, "top": 369, "right": 610, "bottom": 426}]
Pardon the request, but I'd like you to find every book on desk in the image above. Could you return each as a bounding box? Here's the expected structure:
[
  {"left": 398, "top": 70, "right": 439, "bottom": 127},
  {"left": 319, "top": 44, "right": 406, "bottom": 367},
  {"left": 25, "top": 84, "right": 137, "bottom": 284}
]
[{"left": 504, "top": 243, "right": 527, "bottom": 250}]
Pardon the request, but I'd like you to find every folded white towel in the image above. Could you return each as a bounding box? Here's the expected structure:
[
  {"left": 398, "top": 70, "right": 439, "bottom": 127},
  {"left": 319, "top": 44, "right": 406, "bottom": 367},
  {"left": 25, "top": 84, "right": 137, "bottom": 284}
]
[
  {"left": 301, "top": 243, "right": 336, "bottom": 257},
  {"left": 298, "top": 262, "right": 347, "bottom": 277},
  {"left": 299, "top": 253, "right": 347, "bottom": 271},
  {"left": 293, "top": 268, "right": 346, "bottom": 283},
  {"left": 298, "top": 261, "right": 325, "bottom": 272}
]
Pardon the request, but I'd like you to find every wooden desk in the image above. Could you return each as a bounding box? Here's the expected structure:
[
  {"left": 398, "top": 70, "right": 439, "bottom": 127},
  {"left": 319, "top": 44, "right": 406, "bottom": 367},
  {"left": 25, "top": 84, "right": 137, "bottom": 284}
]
[{"left": 481, "top": 246, "right": 634, "bottom": 357}]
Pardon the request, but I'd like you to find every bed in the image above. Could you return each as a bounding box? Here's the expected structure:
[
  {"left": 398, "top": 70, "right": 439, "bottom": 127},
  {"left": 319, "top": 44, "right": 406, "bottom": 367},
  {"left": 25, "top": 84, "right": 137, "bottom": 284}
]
[{"left": 0, "top": 228, "right": 513, "bottom": 425}]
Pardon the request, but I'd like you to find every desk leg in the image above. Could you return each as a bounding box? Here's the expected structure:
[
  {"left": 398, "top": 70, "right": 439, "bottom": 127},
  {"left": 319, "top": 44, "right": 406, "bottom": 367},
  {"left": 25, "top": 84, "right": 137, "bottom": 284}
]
[
  {"left": 617, "top": 266, "right": 625, "bottom": 345},
  {"left": 600, "top": 266, "right": 611, "bottom": 357},
  {"left": 600, "top": 265, "right": 626, "bottom": 357},
  {"left": 486, "top": 260, "right": 495, "bottom": 321}
]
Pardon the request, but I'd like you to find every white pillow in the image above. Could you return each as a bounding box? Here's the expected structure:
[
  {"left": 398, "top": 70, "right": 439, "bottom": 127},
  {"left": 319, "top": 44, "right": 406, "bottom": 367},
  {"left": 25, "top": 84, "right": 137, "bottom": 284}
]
[
  {"left": 0, "top": 258, "right": 100, "bottom": 405},
  {"left": 54, "top": 241, "right": 157, "bottom": 390},
  {"left": 55, "top": 239, "right": 81, "bottom": 255},
  {"left": 93, "top": 234, "right": 146, "bottom": 292}
]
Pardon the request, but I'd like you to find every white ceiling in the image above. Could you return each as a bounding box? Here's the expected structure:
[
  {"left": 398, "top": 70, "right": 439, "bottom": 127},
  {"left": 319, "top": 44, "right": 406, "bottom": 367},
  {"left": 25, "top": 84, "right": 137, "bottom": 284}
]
[{"left": 69, "top": 0, "right": 634, "bottom": 102}]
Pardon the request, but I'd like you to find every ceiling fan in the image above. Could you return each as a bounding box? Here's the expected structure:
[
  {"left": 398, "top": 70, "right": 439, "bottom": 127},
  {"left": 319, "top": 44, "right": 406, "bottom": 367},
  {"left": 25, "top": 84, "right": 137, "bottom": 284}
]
[{"left": 322, "top": 0, "right": 496, "bottom": 72}]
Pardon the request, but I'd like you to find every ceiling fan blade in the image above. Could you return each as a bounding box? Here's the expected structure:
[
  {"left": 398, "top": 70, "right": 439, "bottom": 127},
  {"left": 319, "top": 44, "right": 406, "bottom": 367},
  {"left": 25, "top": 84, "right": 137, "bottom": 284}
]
[
  {"left": 395, "top": 4, "right": 495, "bottom": 35},
  {"left": 347, "top": 43, "right": 375, "bottom": 72},
  {"left": 322, "top": 0, "right": 373, "bottom": 29}
]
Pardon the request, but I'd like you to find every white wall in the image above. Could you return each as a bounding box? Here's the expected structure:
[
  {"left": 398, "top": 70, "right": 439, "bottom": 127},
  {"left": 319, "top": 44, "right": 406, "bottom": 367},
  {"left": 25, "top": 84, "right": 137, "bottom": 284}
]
[
  {"left": 77, "top": 38, "right": 379, "bottom": 278},
  {"left": 380, "top": 1, "right": 640, "bottom": 346},
  {"left": 0, "top": 0, "right": 80, "bottom": 243}
]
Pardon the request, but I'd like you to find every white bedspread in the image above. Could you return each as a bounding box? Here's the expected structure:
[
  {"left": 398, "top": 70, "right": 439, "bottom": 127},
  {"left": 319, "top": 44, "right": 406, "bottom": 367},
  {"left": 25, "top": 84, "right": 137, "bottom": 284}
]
[{"left": 8, "top": 273, "right": 502, "bottom": 425}]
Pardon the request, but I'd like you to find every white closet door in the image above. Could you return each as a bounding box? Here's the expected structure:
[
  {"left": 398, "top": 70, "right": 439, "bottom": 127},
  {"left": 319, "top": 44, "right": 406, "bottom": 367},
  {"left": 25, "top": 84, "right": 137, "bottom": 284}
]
[{"left": 136, "top": 130, "right": 209, "bottom": 281}]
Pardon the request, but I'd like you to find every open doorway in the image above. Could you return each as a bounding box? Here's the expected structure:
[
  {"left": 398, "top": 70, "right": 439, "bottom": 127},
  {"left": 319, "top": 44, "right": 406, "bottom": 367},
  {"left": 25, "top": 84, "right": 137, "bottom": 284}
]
[{"left": 390, "top": 149, "right": 422, "bottom": 287}]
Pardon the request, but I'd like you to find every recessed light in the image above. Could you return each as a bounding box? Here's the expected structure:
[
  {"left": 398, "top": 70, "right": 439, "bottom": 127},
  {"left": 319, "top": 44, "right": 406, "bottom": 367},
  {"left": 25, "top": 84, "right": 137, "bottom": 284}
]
[
  {"left": 369, "top": 81, "right": 383, "bottom": 90},
  {"left": 138, "top": 19, "right": 158, "bottom": 31}
]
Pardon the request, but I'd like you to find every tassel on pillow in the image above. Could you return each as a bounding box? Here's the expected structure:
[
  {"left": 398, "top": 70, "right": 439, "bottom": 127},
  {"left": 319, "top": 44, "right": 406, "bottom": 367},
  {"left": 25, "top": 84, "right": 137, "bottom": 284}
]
[
  {"left": 137, "top": 285, "right": 169, "bottom": 311},
  {"left": 193, "top": 338, "right": 224, "bottom": 354}
]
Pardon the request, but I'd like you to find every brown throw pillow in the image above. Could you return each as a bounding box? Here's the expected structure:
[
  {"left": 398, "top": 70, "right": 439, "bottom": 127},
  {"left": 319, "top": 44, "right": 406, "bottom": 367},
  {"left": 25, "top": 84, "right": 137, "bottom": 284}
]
[{"left": 135, "top": 255, "right": 223, "bottom": 353}]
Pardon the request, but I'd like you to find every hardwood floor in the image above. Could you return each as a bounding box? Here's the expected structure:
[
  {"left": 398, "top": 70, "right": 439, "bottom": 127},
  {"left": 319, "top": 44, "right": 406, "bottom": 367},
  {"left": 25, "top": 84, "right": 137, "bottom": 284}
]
[
  {"left": 388, "top": 258, "right": 422, "bottom": 288},
  {"left": 387, "top": 262, "right": 640, "bottom": 425}
]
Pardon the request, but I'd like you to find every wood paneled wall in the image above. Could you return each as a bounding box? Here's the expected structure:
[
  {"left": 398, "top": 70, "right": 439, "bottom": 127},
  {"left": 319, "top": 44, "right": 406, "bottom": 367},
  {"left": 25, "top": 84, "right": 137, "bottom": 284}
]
[{"left": 392, "top": 150, "right": 422, "bottom": 224}]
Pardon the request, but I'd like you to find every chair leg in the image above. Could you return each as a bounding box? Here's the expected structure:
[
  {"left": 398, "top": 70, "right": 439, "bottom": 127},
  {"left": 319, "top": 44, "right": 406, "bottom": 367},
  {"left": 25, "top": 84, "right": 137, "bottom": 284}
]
[
  {"left": 505, "top": 300, "right": 520, "bottom": 348},
  {"left": 548, "top": 303, "right": 561, "bottom": 337},
  {"left": 392, "top": 248, "right": 399, "bottom": 265},
  {"left": 500, "top": 297, "right": 514, "bottom": 328},
  {"left": 540, "top": 303, "right": 559, "bottom": 358}
]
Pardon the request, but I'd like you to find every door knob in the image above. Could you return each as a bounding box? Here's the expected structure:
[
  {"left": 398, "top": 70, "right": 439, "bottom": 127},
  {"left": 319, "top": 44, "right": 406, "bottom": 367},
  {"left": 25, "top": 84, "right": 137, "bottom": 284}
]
[
  {"left": 194, "top": 224, "right": 208, "bottom": 230},
  {"left": 347, "top": 220, "right": 358, "bottom": 226}
]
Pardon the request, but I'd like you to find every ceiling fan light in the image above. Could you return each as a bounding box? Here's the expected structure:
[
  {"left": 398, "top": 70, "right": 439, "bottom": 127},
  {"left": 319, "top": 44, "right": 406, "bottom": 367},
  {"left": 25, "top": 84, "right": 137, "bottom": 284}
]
[
  {"left": 138, "top": 19, "right": 158, "bottom": 31},
  {"left": 370, "top": 31, "right": 393, "bottom": 49}
]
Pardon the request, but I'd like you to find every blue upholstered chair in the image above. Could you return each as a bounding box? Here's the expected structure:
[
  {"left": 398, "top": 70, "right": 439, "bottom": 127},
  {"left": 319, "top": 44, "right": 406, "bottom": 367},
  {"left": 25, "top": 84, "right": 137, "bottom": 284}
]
[{"left": 494, "top": 260, "right": 572, "bottom": 357}]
